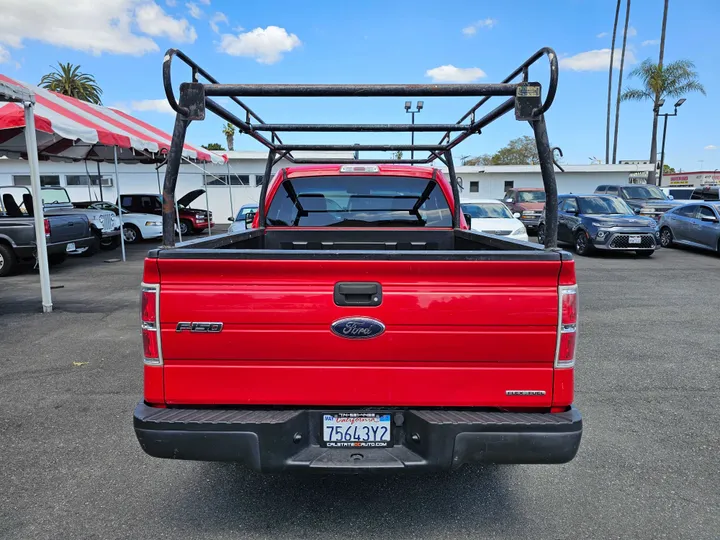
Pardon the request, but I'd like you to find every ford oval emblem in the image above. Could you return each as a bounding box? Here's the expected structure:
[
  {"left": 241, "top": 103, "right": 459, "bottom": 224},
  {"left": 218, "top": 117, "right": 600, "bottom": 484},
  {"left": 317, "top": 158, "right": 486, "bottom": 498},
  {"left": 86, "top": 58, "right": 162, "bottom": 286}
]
[{"left": 331, "top": 317, "right": 385, "bottom": 340}]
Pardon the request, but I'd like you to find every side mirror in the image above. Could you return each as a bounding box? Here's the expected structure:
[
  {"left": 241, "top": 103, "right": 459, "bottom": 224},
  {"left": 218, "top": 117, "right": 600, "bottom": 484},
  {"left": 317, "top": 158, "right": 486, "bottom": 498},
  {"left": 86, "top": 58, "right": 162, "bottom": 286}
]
[
  {"left": 228, "top": 216, "right": 235, "bottom": 221},
  {"left": 244, "top": 211, "right": 256, "bottom": 227},
  {"left": 700, "top": 214, "right": 719, "bottom": 223},
  {"left": 513, "top": 212, "right": 521, "bottom": 219},
  {"left": 463, "top": 213, "right": 472, "bottom": 228},
  {"left": 667, "top": 195, "right": 674, "bottom": 200},
  {"left": 505, "top": 198, "right": 513, "bottom": 204}
]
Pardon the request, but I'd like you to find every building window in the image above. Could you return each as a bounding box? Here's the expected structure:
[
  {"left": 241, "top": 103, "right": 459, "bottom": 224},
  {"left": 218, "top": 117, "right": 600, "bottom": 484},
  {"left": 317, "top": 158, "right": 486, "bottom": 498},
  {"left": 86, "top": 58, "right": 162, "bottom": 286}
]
[
  {"left": 230, "top": 174, "right": 250, "bottom": 186},
  {"left": 204, "top": 174, "right": 228, "bottom": 186},
  {"left": 65, "top": 175, "right": 113, "bottom": 187},
  {"left": 255, "top": 174, "right": 266, "bottom": 187},
  {"left": 204, "top": 173, "right": 251, "bottom": 186},
  {"left": 469, "top": 181, "right": 479, "bottom": 193},
  {"left": 503, "top": 180, "right": 514, "bottom": 191},
  {"left": 13, "top": 175, "right": 61, "bottom": 187}
]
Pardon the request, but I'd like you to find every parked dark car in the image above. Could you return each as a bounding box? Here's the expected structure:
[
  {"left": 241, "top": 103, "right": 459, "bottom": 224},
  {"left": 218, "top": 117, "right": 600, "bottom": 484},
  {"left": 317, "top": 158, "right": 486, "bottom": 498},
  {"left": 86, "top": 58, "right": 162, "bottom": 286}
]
[
  {"left": 503, "top": 187, "right": 545, "bottom": 231},
  {"left": 594, "top": 184, "right": 684, "bottom": 220},
  {"left": 538, "top": 194, "right": 659, "bottom": 256},
  {"left": 690, "top": 185, "right": 720, "bottom": 201},
  {"left": 658, "top": 202, "right": 720, "bottom": 254},
  {"left": 118, "top": 190, "right": 214, "bottom": 236},
  {"left": 0, "top": 193, "right": 94, "bottom": 276}
]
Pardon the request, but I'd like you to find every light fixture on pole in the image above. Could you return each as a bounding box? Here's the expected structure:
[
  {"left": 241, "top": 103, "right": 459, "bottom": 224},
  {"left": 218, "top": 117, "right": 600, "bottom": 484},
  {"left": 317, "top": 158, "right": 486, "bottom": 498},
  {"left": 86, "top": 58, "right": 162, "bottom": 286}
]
[
  {"left": 404, "top": 101, "right": 423, "bottom": 162},
  {"left": 657, "top": 98, "right": 686, "bottom": 186}
]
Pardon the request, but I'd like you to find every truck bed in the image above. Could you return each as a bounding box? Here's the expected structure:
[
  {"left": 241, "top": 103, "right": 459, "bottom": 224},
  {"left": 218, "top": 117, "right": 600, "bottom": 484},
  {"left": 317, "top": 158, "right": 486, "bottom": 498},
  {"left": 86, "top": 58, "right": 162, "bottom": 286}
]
[
  {"left": 145, "top": 228, "right": 572, "bottom": 409},
  {"left": 151, "top": 228, "right": 557, "bottom": 258}
]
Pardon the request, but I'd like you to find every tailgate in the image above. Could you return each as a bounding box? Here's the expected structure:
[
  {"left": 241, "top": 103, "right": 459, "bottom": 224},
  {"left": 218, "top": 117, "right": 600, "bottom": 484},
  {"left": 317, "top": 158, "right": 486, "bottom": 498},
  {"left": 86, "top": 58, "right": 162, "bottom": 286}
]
[
  {"left": 157, "top": 258, "right": 562, "bottom": 407},
  {"left": 50, "top": 215, "right": 89, "bottom": 243}
]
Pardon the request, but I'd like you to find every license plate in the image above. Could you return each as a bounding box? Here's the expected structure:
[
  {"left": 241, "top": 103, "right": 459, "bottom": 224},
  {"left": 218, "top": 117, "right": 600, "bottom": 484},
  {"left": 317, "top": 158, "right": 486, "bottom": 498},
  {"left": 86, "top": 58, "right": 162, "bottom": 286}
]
[
  {"left": 629, "top": 235, "right": 641, "bottom": 245},
  {"left": 66, "top": 242, "right": 76, "bottom": 252},
  {"left": 322, "top": 413, "right": 392, "bottom": 447}
]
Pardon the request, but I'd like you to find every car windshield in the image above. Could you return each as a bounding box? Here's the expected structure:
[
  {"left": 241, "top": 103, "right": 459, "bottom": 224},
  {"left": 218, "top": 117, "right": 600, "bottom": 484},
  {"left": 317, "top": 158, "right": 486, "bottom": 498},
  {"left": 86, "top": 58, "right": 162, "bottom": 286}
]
[
  {"left": 462, "top": 203, "right": 513, "bottom": 219},
  {"left": 266, "top": 176, "right": 452, "bottom": 227},
  {"left": 516, "top": 191, "right": 546, "bottom": 203},
  {"left": 621, "top": 185, "right": 667, "bottom": 200},
  {"left": 41, "top": 188, "right": 71, "bottom": 205},
  {"left": 578, "top": 196, "right": 635, "bottom": 215}
]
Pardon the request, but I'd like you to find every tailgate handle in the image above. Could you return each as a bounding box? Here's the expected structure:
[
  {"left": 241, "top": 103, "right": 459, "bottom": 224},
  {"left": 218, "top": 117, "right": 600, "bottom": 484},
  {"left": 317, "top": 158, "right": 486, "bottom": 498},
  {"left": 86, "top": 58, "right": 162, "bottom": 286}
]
[{"left": 334, "top": 282, "right": 382, "bottom": 307}]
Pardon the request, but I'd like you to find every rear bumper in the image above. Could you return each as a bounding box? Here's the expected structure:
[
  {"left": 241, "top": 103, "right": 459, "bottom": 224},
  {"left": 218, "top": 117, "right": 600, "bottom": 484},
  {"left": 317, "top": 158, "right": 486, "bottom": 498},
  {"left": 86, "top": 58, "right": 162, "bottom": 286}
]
[
  {"left": 47, "top": 236, "right": 95, "bottom": 254},
  {"left": 134, "top": 403, "right": 582, "bottom": 472},
  {"left": 519, "top": 217, "right": 541, "bottom": 229}
]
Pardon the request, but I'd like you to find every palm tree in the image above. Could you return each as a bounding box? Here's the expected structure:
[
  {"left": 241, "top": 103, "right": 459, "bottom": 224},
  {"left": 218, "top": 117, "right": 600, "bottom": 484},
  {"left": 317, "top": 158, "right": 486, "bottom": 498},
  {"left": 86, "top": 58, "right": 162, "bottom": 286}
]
[
  {"left": 605, "top": 0, "right": 622, "bottom": 164},
  {"left": 612, "top": 0, "right": 631, "bottom": 164},
  {"left": 222, "top": 122, "right": 236, "bottom": 151},
  {"left": 39, "top": 63, "right": 102, "bottom": 104},
  {"left": 621, "top": 59, "right": 705, "bottom": 183}
]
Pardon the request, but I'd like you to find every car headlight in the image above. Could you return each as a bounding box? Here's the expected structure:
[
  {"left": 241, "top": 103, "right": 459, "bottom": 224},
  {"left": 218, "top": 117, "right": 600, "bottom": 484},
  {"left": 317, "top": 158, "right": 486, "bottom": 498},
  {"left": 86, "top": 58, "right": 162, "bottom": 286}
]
[
  {"left": 596, "top": 230, "right": 607, "bottom": 239},
  {"left": 145, "top": 221, "right": 162, "bottom": 226},
  {"left": 640, "top": 208, "right": 655, "bottom": 214},
  {"left": 195, "top": 213, "right": 205, "bottom": 219},
  {"left": 522, "top": 210, "right": 533, "bottom": 216},
  {"left": 511, "top": 226, "right": 526, "bottom": 236}
]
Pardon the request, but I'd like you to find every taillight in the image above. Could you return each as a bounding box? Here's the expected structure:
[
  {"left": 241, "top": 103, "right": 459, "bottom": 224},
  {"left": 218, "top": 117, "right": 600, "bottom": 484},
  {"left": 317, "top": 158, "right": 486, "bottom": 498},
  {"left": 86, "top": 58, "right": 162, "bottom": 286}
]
[
  {"left": 44, "top": 218, "right": 51, "bottom": 238},
  {"left": 555, "top": 285, "right": 578, "bottom": 368},
  {"left": 141, "top": 284, "right": 161, "bottom": 365}
]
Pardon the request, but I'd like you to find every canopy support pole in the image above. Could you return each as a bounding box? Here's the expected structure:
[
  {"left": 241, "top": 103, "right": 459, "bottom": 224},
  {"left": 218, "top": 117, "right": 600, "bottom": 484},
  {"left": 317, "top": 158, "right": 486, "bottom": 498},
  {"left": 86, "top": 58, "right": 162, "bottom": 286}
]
[
  {"left": 226, "top": 160, "right": 234, "bottom": 221},
  {"left": 24, "top": 102, "right": 52, "bottom": 313},
  {"left": 113, "top": 146, "right": 126, "bottom": 262},
  {"left": 96, "top": 161, "right": 104, "bottom": 202},
  {"left": 203, "top": 161, "right": 211, "bottom": 237}
]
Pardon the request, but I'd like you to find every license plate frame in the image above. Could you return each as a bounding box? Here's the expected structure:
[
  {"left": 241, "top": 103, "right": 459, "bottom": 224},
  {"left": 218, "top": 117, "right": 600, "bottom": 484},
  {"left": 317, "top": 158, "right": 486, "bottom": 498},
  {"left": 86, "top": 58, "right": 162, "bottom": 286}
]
[
  {"left": 628, "top": 235, "right": 642, "bottom": 245},
  {"left": 321, "top": 412, "right": 393, "bottom": 448},
  {"left": 66, "top": 242, "right": 76, "bottom": 252}
]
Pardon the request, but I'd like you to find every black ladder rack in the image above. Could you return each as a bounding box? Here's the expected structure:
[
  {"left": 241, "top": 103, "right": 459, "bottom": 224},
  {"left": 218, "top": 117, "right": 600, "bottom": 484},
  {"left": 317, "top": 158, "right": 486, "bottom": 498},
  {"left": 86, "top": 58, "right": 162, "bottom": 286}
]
[{"left": 160, "top": 47, "right": 560, "bottom": 249}]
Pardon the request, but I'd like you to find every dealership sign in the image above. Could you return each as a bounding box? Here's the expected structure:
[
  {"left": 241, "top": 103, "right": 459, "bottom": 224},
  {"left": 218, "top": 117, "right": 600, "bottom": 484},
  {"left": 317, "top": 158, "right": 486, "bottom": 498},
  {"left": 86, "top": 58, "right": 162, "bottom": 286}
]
[{"left": 665, "top": 171, "right": 720, "bottom": 186}]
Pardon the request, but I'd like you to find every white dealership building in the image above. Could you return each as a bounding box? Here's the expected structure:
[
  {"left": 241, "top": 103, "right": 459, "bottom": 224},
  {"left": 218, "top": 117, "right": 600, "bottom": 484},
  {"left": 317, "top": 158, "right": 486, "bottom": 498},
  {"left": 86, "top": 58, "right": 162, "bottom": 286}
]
[{"left": 0, "top": 153, "right": 657, "bottom": 223}]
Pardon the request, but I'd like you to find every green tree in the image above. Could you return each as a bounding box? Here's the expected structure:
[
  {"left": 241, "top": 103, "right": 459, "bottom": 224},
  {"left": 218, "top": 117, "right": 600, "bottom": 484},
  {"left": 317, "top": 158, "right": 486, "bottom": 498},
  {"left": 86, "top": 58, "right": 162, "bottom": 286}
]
[
  {"left": 392, "top": 151, "right": 403, "bottom": 160},
  {"left": 663, "top": 164, "right": 675, "bottom": 174},
  {"left": 222, "top": 122, "right": 236, "bottom": 151},
  {"left": 39, "top": 62, "right": 102, "bottom": 105},
  {"left": 466, "top": 136, "right": 540, "bottom": 166},
  {"left": 621, "top": 59, "right": 705, "bottom": 184},
  {"left": 202, "top": 143, "right": 226, "bottom": 151}
]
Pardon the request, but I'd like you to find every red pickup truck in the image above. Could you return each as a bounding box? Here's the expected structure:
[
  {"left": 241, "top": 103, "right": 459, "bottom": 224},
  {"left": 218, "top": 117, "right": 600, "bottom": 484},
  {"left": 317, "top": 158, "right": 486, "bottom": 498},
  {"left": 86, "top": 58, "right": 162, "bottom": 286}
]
[
  {"left": 133, "top": 46, "right": 580, "bottom": 472},
  {"left": 134, "top": 164, "right": 581, "bottom": 471}
]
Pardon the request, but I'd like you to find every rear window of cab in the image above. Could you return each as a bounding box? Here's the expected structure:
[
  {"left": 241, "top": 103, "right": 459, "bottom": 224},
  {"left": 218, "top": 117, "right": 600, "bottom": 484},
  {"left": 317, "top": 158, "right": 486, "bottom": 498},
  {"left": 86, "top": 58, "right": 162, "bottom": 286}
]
[{"left": 266, "top": 176, "right": 452, "bottom": 227}]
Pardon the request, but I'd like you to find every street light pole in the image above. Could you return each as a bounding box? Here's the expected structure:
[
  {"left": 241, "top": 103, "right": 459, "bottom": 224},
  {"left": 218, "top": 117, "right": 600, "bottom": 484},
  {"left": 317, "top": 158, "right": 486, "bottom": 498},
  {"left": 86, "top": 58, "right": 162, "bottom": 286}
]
[
  {"left": 657, "top": 98, "right": 686, "bottom": 186},
  {"left": 404, "top": 101, "right": 423, "bottom": 163}
]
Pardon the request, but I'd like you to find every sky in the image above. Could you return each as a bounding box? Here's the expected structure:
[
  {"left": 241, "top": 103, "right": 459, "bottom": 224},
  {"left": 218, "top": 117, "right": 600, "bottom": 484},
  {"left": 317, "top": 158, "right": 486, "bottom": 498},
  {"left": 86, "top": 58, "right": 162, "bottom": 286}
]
[{"left": 1, "top": 0, "right": 718, "bottom": 171}]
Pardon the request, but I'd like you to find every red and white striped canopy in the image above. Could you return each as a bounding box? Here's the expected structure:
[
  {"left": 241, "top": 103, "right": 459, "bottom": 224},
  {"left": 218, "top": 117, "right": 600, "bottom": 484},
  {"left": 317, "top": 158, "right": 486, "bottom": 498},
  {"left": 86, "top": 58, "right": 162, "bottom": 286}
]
[{"left": 0, "top": 74, "right": 225, "bottom": 164}]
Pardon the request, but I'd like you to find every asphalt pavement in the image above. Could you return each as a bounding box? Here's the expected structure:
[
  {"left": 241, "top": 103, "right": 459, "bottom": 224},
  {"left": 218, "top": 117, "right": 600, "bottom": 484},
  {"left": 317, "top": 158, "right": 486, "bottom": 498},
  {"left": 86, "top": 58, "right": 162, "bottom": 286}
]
[{"left": 0, "top": 239, "right": 718, "bottom": 539}]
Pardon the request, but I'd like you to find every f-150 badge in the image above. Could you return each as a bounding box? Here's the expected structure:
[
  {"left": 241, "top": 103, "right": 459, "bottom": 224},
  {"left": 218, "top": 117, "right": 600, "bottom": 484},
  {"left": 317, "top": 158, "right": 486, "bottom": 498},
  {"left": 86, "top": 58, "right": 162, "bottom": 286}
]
[
  {"left": 331, "top": 317, "right": 385, "bottom": 339},
  {"left": 176, "top": 322, "right": 223, "bottom": 333}
]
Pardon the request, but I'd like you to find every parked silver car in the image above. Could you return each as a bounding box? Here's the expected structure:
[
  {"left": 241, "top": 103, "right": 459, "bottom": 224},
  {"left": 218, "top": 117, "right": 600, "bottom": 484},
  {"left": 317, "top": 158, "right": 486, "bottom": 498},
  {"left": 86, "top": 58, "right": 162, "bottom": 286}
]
[{"left": 658, "top": 202, "right": 720, "bottom": 253}]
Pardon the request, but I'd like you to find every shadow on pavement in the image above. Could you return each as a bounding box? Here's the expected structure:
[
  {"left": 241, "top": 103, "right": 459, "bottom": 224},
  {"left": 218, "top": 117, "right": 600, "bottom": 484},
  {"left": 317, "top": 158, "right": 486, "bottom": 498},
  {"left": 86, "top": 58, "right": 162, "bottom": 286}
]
[{"left": 168, "top": 463, "right": 524, "bottom": 538}]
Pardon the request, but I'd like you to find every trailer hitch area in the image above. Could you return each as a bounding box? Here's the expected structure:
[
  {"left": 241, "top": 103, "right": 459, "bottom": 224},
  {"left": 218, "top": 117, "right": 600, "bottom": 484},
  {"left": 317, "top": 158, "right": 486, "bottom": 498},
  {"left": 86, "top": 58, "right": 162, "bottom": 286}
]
[{"left": 178, "top": 82, "right": 206, "bottom": 121}]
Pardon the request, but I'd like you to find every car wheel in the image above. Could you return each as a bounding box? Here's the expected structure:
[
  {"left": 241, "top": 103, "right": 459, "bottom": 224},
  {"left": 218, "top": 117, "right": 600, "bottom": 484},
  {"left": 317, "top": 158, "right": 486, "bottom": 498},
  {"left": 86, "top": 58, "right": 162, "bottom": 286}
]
[
  {"left": 536, "top": 224, "right": 545, "bottom": 245},
  {"left": 659, "top": 227, "right": 673, "bottom": 248},
  {"left": 100, "top": 236, "right": 120, "bottom": 251},
  {"left": 123, "top": 224, "right": 142, "bottom": 244},
  {"left": 179, "top": 220, "right": 192, "bottom": 236},
  {"left": 575, "top": 231, "right": 593, "bottom": 256},
  {"left": 79, "top": 232, "right": 101, "bottom": 257},
  {"left": 48, "top": 252, "right": 68, "bottom": 266},
  {"left": 635, "top": 250, "right": 654, "bottom": 258},
  {"left": 0, "top": 243, "right": 17, "bottom": 277}
]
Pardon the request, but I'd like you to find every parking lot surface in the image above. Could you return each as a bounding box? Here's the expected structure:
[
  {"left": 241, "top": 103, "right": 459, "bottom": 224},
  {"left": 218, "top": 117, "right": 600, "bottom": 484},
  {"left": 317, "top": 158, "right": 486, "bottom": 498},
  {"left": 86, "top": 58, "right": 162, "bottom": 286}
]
[{"left": 1, "top": 241, "right": 719, "bottom": 540}]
